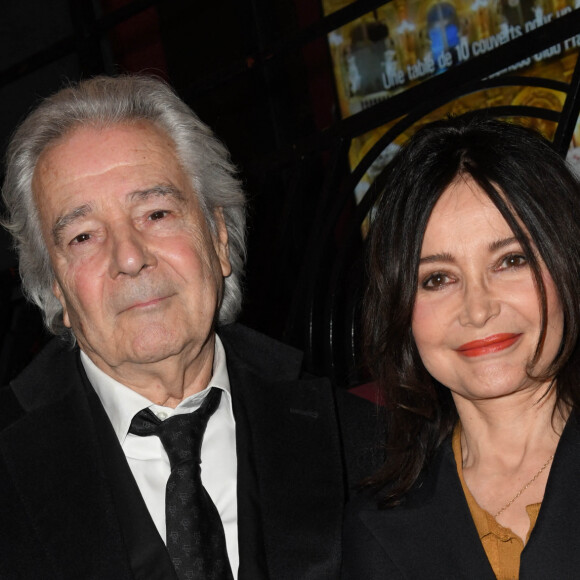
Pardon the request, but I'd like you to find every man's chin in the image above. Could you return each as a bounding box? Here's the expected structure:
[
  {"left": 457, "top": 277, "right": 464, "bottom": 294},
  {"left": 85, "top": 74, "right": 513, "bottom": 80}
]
[
  {"left": 126, "top": 328, "right": 187, "bottom": 363},
  {"left": 79, "top": 327, "right": 185, "bottom": 366}
]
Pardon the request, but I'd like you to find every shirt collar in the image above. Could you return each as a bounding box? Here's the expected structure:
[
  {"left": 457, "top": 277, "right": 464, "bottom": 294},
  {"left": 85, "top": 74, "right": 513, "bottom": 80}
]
[{"left": 81, "top": 334, "right": 233, "bottom": 444}]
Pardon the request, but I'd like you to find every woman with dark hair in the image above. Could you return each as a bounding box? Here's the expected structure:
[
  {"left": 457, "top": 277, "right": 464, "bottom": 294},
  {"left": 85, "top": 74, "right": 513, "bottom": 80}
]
[{"left": 343, "top": 116, "right": 580, "bottom": 578}]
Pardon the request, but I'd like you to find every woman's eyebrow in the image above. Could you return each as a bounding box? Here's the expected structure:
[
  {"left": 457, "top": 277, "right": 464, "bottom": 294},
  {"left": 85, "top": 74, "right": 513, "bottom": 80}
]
[
  {"left": 419, "top": 252, "right": 454, "bottom": 265},
  {"left": 488, "top": 236, "right": 519, "bottom": 252},
  {"left": 419, "top": 238, "right": 522, "bottom": 264}
]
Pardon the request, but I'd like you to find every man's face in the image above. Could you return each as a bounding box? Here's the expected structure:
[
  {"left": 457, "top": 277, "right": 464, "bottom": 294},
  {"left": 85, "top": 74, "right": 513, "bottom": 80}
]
[{"left": 33, "top": 122, "right": 231, "bottom": 379}]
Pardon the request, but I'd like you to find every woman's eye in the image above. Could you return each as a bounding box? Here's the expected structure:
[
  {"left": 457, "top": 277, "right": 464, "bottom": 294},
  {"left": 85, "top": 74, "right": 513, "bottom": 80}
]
[
  {"left": 149, "top": 210, "right": 170, "bottom": 221},
  {"left": 70, "top": 233, "right": 91, "bottom": 245},
  {"left": 499, "top": 254, "right": 527, "bottom": 269},
  {"left": 422, "top": 272, "right": 453, "bottom": 290}
]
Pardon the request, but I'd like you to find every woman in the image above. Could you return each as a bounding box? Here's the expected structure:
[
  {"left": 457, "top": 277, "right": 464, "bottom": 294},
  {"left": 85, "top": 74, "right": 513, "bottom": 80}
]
[{"left": 343, "top": 116, "right": 580, "bottom": 579}]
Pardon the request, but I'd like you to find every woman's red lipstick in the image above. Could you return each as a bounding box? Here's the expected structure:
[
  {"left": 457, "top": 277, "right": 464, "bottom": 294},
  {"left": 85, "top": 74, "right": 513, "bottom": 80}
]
[{"left": 456, "top": 333, "right": 521, "bottom": 358}]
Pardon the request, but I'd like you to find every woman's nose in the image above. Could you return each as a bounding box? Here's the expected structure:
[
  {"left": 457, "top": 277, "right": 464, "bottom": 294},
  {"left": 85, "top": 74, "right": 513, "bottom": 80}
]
[{"left": 458, "top": 281, "right": 500, "bottom": 327}]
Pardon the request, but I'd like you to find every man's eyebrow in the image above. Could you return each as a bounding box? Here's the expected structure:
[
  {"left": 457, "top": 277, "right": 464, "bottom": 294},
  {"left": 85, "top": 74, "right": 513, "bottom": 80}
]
[
  {"left": 52, "top": 204, "right": 93, "bottom": 246},
  {"left": 128, "top": 183, "right": 186, "bottom": 203},
  {"left": 51, "top": 184, "right": 188, "bottom": 246}
]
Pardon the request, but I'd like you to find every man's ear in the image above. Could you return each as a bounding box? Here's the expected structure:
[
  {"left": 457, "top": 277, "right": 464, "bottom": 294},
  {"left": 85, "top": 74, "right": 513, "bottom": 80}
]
[
  {"left": 213, "top": 207, "right": 232, "bottom": 277},
  {"left": 52, "top": 280, "right": 71, "bottom": 328}
]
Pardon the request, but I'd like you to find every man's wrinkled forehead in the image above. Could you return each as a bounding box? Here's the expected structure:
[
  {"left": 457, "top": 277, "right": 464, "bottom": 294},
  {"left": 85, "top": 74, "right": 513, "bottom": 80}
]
[
  {"left": 34, "top": 119, "right": 178, "bottom": 179},
  {"left": 30, "top": 121, "right": 201, "bottom": 243}
]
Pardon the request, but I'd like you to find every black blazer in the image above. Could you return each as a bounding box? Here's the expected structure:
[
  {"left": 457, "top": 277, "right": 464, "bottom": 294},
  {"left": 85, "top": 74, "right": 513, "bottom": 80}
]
[
  {"left": 0, "top": 323, "right": 378, "bottom": 580},
  {"left": 342, "top": 412, "right": 580, "bottom": 579}
]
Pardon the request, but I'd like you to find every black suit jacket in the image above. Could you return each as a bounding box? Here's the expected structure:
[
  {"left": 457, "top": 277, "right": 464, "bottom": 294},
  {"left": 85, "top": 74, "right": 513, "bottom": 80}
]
[
  {"left": 0, "top": 324, "right": 378, "bottom": 579},
  {"left": 342, "top": 412, "right": 580, "bottom": 579}
]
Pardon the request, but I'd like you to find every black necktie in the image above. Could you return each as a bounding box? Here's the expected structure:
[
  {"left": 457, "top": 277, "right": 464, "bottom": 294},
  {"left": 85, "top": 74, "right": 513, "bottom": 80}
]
[{"left": 129, "top": 387, "right": 234, "bottom": 580}]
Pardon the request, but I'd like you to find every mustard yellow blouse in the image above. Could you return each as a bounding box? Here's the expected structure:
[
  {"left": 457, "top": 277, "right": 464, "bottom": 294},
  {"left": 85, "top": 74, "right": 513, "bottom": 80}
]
[{"left": 452, "top": 424, "right": 540, "bottom": 580}]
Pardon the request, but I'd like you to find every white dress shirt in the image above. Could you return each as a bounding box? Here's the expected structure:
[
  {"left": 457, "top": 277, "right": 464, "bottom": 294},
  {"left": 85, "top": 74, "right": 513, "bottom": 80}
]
[{"left": 81, "top": 336, "right": 239, "bottom": 577}]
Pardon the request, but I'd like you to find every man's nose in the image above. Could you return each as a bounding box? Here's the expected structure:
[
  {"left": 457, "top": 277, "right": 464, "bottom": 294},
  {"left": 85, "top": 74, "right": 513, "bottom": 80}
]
[
  {"left": 108, "top": 225, "right": 156, "bottom": 277},
  {"left": 458, "top": 280, "right": 500, "bottom": 327}
]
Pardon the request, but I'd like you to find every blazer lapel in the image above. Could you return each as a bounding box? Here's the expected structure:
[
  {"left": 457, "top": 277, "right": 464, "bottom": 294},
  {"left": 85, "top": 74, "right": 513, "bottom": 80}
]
[
  {"left": 231, "top": 379, "right": 270, "bottom": 580},
  {"left": 360, "top": 442, "right": 495, "bottom": 579},
  {"left": 82, "top": 370, "right": 178, "bottom": 580},
  {"left": 521, "top": 412, "right": 580, "bottom": 577},
  {"left": 358, "top": 413, "right": 580, "bottom": 579}
]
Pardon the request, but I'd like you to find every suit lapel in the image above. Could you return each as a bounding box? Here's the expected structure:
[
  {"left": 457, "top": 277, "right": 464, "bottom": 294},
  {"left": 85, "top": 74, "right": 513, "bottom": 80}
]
[
  {"left": 231, "top": 378, "right": 270, "bottom": 580},
  {"left": 221, "top": 325, "right": 345, "bottom": 580},
  {"left": 521, "top": 412, "right": 580, "bottom": 577},
  {"left": 360, "top": 442, "right": 495, "bottom": 579},
  {"left": 82, "top": 370, "right": 178, "bottom": 580}
]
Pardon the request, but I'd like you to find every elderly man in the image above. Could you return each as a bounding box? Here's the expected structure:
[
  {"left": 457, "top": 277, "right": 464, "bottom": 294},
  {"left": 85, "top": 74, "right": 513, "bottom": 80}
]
[{"left": 0, "top": 76, "right": 375, "bottom": 580}]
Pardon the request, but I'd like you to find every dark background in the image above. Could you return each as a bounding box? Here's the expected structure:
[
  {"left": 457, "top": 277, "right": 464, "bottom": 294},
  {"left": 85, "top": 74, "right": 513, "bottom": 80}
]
[{"left": 1, "top": 1, "right": 579, "bottom": 387}]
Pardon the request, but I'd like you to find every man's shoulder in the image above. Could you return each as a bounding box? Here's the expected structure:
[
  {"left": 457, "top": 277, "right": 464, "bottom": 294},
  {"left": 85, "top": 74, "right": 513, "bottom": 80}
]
[
  {"left": 5, "top": 337, "right": 79, "bottom": 411},
  {"left": 217, "top": 323, "right": 305, "bottom": 382},
  {"left": 219, "top": 323, "right": 382, "bottom": 483}
]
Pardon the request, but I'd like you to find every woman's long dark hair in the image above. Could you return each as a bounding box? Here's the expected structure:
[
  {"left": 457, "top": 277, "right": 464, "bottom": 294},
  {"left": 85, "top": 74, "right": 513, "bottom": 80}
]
[{"left": 363, "top": 115, "right": 580, "bottom": 507}]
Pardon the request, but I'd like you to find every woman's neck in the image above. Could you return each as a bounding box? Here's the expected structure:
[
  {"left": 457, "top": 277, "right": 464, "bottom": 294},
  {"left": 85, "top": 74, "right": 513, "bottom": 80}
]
[
  {"left": 455, "top": 385, "right": 568, "bottom": 542},
  {"left": 454, "top": 385, "right": 566, "bottom": 469}
]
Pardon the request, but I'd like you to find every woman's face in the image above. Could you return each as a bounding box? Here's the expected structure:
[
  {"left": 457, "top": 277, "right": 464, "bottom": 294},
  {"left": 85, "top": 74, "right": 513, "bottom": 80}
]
[{"left": 411, "top": 178, "right": 564, "bottom": 405}]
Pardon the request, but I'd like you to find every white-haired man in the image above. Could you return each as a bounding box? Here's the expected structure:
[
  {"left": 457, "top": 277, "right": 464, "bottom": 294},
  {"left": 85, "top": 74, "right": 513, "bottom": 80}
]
[{"left": 0, "top": 76, "right": 375, "bottom": 580}]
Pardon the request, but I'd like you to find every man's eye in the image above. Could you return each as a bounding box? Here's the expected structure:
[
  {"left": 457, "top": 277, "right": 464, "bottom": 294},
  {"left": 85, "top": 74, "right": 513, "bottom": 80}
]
[
  {"left": 149, "top": 210, "right": 170, "bottom": 221},
  {"left": 422, "top": 272, "right": 453, "bottom": 290},
  {"left": 71, "top": 233, "right": 91, "bottom": 245}
]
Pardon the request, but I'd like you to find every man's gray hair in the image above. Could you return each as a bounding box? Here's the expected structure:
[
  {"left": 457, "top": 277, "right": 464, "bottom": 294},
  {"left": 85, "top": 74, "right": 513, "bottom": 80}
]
[{"left": 2, "top": 75, "right": 246, "bottom": 336}]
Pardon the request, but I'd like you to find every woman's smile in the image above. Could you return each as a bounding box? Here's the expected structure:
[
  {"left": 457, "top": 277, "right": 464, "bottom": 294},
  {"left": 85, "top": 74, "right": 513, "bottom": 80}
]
[{"left": 456, "top": 333, "right": 522, "bottom": 358}]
